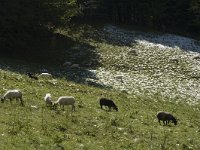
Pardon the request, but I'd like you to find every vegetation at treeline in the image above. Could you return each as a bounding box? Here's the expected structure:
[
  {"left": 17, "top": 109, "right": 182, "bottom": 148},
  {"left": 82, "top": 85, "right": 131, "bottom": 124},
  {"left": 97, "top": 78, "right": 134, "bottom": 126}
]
[
  {"left": 0, "top": 0, "right": 79, "bottom": 57},
  {"left": 79, "top": 0, "right": 200, "bottom": 33},
  {"left": 0, "top": 0, "right": 200, "bottom": 58}
]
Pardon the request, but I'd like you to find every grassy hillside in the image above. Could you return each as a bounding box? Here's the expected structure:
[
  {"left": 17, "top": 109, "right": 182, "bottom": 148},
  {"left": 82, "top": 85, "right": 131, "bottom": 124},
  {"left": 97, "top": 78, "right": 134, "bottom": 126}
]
[
  {"left": 1, "top": 24, "right": 200, "bottom": 149},
  {"left": 0, "top": 68, "right": 200, "bottom": 149}
]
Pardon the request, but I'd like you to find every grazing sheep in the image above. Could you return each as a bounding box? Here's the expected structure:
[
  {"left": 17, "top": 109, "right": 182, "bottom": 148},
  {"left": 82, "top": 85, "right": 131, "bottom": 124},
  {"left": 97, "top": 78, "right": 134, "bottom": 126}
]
[
  {"left": 1, "top": 89, "right": 24, "bottom": 106},
  {"left": 53, "top": 96, "right": 75, "bottom": 111},
  {"left": 44, "top": 93, "right": 53, "bottom": 107},
  {"left": 157, "top": 111, "right": 177, "bottom": 125},
  {"left": 99, "top": 98, "right": 118, "bottom": 111},
  {"left": 27, "top": 72, "right": 38, "bottom": 80},
  {"left": 38, "top": 73, "right": 52, "bottom": 78}
]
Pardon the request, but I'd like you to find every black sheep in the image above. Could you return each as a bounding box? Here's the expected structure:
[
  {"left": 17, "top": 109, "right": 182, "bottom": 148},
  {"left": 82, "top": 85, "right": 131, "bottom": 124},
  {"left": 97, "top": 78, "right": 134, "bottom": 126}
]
[
  {"left": 27, "top": 72, "right": 38, "bottom": 80},
  {"left": 99, "top": 98, "right": 118, "bottom": 111},
  {"left": 157, "top": 111, "right": 177, "bottom": 125}
]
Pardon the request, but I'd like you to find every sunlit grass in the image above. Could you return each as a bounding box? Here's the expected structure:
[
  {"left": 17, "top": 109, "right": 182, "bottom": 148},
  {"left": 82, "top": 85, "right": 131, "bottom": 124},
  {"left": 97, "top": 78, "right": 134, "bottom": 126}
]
[
  {"left": 0, "top": 24, "right": 200, "bottom": 149},
  {"left": 0, "top": 68, "right": 200, "bottom": 149}
]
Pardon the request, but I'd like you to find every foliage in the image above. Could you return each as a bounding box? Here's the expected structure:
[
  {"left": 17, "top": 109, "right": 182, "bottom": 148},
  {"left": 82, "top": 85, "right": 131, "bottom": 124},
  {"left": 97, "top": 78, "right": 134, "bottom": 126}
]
[
  {"left": 190, "top": 0, "right": 200, "bottom": 33},
  {"left": 0, "top": 0, "right": 79, "bottom": 54},
  {"left": 77, "top": 0, "right": 200, "bottom": 36}
]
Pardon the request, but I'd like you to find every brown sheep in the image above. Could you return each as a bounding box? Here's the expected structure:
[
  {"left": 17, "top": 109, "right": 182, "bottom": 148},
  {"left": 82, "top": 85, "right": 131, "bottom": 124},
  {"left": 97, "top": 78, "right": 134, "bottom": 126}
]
[
  {"left": 99, "top": 98, "right": 118, "bottom": 111},
  {"left": 157, "top": 111, "right": 177, "bottom": 125}
]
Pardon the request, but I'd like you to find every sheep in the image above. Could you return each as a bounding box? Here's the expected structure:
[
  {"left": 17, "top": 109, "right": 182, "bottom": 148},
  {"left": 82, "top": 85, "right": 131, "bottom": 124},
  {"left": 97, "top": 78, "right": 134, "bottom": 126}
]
[
  {"left": 27, "top": 72, "right": 38, "bottom": 80},
  {"left": 44, "top": 93, "right": 53, "bottom": 107},
  {"left": 99, "top": 98, "right": 118, "bottom": 111},
  {"left": 1, "top": 89, "right": 24, "bottom": 106},
  {"left": 53, "top": 96, "right": 75, "bottom": 111},
  {"left": 157, "top": 111, "right": 177, "bottom": 126},
  {"left": 38, "top": 73, "right": 52, "bottom": 79}
]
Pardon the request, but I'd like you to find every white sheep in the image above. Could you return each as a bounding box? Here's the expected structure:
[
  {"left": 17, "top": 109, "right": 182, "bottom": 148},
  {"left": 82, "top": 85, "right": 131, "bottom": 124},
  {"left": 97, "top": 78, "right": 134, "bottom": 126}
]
[
  {"left": 1, "top": 89, "right": 24, "bottom": 106},
  {"left": 38, "top": 73, "right": 52, "bottom": 78},
  {"left": 44, "top": 93, "right": 53, "bottom": 107},
  {"left": 53, "top": 96, "right": 75, "bottom": 111}
]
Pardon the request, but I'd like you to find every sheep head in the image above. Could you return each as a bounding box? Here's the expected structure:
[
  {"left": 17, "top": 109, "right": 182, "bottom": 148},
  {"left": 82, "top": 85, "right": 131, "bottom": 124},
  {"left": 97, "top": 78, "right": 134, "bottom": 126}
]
[
  {"left": 114, "top": 106, "right": 118, "bottom": 111},
  {"left": 172, "top": 117, "right": 177, "bottom": 125}
]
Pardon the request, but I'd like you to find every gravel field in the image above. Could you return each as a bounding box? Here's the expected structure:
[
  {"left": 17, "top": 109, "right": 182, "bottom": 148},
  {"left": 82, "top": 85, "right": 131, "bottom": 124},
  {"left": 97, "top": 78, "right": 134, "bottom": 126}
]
[{"left": 84, "top": 25, "right": 200, "bottom": 104}]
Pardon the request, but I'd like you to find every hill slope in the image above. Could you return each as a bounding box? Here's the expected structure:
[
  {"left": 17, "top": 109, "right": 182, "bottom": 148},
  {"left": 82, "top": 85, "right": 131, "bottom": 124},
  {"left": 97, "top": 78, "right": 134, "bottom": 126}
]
[
  {"left": 0, "top": 25, "right": 200, "bottom": 149},
  {"left": 62, "top": 24, "right": 200, "bottom": 105}
]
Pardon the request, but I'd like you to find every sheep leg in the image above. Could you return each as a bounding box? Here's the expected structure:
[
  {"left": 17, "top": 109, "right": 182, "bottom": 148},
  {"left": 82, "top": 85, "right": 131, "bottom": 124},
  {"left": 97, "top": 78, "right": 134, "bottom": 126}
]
[
  {"left": 158, "top": 120, "right": 161, "bottom": 124},
  {"left": 53, "top": 104, "right": 57, "bottom": 110},
  {"left": 163, "top": 120, "right": 166, "bottom": 125},
  {"left": 62, "top": 105, "right": 64, "bottom": 111},
  {"left": 165, "top": 121, "right": 168, "bottom": 125},
  {"left": 72, "top": 105, "right": 75, "bottom": 111},
  {"left": 20, "top": 98, "right": 24, "bottom": 106},
  {"left": 100, "top": 105, "right": 103, "bottom": 109},
  {"left": 164, "top": 120, "right": 166, "bottom": 125},
  {"left": 167, "top": 120, "right": 170, "bottom": 125}
]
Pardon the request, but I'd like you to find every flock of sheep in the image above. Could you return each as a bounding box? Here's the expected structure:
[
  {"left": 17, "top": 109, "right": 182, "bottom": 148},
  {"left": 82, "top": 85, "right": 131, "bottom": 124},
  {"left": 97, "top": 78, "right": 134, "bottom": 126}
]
[
  {"left": 0, "top": 71, "right": 178, "bottom": 126},
  {"left": 0, "top": 88, "right": 178, "bottom": 126}
]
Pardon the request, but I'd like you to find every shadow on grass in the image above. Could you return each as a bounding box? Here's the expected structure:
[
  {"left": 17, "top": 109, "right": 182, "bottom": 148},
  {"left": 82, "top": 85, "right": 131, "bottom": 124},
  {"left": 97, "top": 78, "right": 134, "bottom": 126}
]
[
  {"left": 0, "top": 30, "right": 111, "bottom": 89},
  {"left": 1, "top": 30, "right": 100, "bottom": 67}
]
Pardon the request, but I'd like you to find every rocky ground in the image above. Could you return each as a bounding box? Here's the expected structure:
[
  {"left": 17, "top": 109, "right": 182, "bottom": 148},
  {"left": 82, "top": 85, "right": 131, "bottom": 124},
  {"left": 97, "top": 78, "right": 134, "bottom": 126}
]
[{"left": 82, "top": 25, "right": 200, "bottom": 105}]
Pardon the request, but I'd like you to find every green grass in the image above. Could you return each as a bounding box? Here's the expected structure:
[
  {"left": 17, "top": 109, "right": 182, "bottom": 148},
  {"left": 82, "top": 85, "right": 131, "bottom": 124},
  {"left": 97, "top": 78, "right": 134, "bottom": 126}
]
[
  {"left": 1, "top": 24, "right": 200, "bottom": 149},
  {"left": 0, "top": 66, "right": 200, "bottom": 149}
]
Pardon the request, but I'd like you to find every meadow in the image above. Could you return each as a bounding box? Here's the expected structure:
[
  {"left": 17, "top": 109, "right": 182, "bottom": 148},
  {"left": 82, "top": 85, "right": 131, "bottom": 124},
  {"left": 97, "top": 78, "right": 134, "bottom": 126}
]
[{"left": 0, "top": 24, "right": 200, "bottom": 149}]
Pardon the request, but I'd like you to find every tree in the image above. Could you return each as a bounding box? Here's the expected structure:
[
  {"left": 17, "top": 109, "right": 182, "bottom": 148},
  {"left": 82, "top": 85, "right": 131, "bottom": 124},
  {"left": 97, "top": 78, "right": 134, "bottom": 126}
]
[
  {"left": 190, "top": 0, "right": 200, "bottom": 34},
  {"left": 77, "top": 0, "right": 200, "bottom": 36},
  {"left": 0, "top": 0, "right": 79, "bottom": 54}
]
